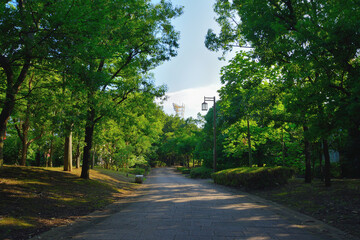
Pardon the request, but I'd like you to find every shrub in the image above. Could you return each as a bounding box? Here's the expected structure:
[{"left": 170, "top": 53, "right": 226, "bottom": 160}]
[
  {"left": 211, "top": 166, "right": 295, "bottom": 190},
  {"left": 134, "top": 163, "right": 151, "bottom": 174},
  {"left": 128, "top": 167, "right": 146, "bottom": 175},
  {"left": 177, "top": 167, "right": 190, "bottom": 174},
  {"left": 190, "top": 167, "right": 213, "bottom": 179}
]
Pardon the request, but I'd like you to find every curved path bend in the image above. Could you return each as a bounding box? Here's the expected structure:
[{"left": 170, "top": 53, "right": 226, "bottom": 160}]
[{"left": 35, "top": 168, "right": 354, "bottom": 240}]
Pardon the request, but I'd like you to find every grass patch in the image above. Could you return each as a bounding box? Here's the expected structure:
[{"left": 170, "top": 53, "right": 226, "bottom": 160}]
[
  {"left": 250, "top": 178, "right": 360, "bottom": 238},
  {"left": 0, "top": 165, "right": 139, "bottom": 240}
]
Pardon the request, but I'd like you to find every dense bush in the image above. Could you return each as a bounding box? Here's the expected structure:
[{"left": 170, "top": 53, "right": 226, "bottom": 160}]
[
  {"left": 211, "top": 166, "right": 295, "bottom": 190},
  {"left": 190, "top": 167, "right": 213, "bottom": 179},
  {"left": 176, "top": 167, "right": 190, "bottom": 174}
]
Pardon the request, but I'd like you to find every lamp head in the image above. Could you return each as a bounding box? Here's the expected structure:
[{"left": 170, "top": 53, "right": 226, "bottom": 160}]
[{"left": 201, "top": 102, "right": 208, "bottom": 111}]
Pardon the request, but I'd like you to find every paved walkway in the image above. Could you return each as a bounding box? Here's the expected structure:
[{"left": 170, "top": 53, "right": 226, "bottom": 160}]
[{"left": 34, "top": 168, "right": 354, "bottom": 240}]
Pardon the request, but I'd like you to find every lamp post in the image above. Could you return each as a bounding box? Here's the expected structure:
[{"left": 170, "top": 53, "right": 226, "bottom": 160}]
[{"left": 201, "top": 96, "right": 217, "bottom": 171}]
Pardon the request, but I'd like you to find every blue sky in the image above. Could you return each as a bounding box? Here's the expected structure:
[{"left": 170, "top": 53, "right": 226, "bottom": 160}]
[{"left": 152, "top": 0, "right": 234, "bottom": 119}]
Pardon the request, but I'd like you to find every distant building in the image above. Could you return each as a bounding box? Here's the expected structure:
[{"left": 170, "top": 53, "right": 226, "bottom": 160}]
[{"left": 173, "top": 103, "right": 185, "bottom": 118}]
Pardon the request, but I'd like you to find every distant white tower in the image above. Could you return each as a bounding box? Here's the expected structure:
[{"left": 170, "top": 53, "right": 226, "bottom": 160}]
[{"left": 173, "top": 103, "right": 185, "bottom": 118}]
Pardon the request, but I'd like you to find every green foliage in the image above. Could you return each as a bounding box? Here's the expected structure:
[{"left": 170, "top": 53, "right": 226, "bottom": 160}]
[
  {"left": 189, "top": 167, "right": 213, "bottom": 179},
  {"left": 205, "top": 0, "right": 360, "bottom": 180},
  {"left": 150, "top": 161, "right": 167, "bottom": 168},
  {"left": 154, "top": 115, "right": 201, "bottom": 167},
  {"left": 212, "top": 167, "right": 295, "bottom": 189},
  {"left": 176, "top": 167, "right": 190, "bottom": 174},
  {"left": 3, "top": 135, "right": 20, "bottom": 165},
  {"left": 0, "top": 0, "right": 183, "bottom": 176}
]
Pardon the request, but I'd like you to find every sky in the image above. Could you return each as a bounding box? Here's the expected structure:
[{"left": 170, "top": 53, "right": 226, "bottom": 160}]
[{"left": 152, "top": 0, "right": 234, "bottom": 119}]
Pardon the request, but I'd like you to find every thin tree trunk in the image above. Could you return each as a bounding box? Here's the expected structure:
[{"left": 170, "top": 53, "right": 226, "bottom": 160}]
[
  {"left": 35, "top": 151, "right": 41, "bottom": 166},
  {"left": 303, "top": 125, "right": 312, "bottom": 183},
  {"left": 68, "top": 131, "right": 73, "bottom": 171},
  {"left": 49, "top": 133, "right": 54, "bottom": 167},
  {"left": 80, "top": 107, "right": 95, "bottom": 179},
  {"left": 281, "top": 126, "right": 285, "bottom": 166},
  {"left": 18, "top": 101, "right": 31, "bottom": 166},
  {"left": 319, "top": 142, "right": 324, "bottom": 181},
  {"left": 247, "top": 117, "right": 252, "bottom": 167},
  {"left": 0, "top": 126, "right": 5, "bottom": 167},
  {"left": 323, "top": 139, "right": 331, "bottom": 187},
  {"left": 64, "top": 137, "right": 69, "bottom": 171},
  {"left": 312, "top": 143, "right": 316, "bottom": 178},
  {"left": 75, "top": 141, "right": 81, "bottom": 169},
  {"left": 46, "top": 149, "right": 49, "bottom": 167}
]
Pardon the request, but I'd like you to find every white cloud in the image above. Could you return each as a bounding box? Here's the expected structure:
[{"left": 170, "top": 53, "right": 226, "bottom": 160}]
[{"left": 158, "top": 83, "right": 222, "bottom": 119}]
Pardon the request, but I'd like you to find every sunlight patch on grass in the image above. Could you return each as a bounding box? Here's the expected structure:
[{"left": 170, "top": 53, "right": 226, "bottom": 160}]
[
  {"left": 0, "top": 217, "right": 34, "bottom": 228},
  {"left": 24, "top": 180, "right": 51, "bottom": 186}
]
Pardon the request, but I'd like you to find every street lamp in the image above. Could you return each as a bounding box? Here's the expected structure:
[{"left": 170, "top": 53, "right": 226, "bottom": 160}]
[{"left": 201, "top": 96, "right": 217, "bottom": 171}]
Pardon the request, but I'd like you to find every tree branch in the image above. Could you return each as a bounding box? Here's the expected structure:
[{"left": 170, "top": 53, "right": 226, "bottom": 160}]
[{"left": 28, "top": 130, "right": 44, "bottom": 145}]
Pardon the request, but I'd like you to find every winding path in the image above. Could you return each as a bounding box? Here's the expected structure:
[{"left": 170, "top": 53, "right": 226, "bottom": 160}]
[{"left": 35, "top": 168, "right": 352, "bottom": 240}]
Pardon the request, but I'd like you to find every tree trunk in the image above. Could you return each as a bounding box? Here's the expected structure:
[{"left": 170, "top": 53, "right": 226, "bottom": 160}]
[
  {"left": 323, "top": 139, "right": 331, "bottom": 187},
  {"left": 303, "top": 125, "right": 312, "bottom": 183},
  {"left": 49, "top": 134, "right": 54, "bottom": 167},
  {"left": 281, "top": 126, "right": 285, "bottom": 166},
  {"left": 35, "top": 151, "right": 41, "bottom": 166},
  {"left": 64, "top": 131, "right": 73, "bottom": 172},
  {"left": 75, "top": 141, "right": 81, "bottom": 169},
  {"left": 20, "top": 141, "right": 29, "bottom": 166},
  {"left": 0, "top": 85, "right": 15, "bottom": 167},
  {"left": 80, "top": 107, "right": 95, "bottom": 179},
  {"left": 247, "top": 117, "right": 252, "bottom": 167},
  {"left": 91, "top": 149, "right": 95, "bottom": 169},
  {"left": 0, "top": 126, "right": 5, "bottom": 167},
  {"left": 319, "top": 142, "right": 324, "bottom": 181},
  {"left": 17, "top": 106, "right": 30, "bottom": 166}
]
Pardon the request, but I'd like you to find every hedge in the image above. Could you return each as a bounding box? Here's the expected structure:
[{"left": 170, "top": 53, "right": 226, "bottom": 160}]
[
  {"left": 190, "top": 167, "right": 213, "bottom": 179},
  {"left": 211, "top": 166, "right": 295, "bottom": 190}
]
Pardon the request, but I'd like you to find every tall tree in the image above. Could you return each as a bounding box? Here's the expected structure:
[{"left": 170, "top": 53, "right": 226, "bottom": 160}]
[{"left": 70, "top": 0, "right": 182, "bottom": 179}]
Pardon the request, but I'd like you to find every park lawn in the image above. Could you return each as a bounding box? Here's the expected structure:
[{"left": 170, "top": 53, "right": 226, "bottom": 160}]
[
  {"left": 249, "top": 178, "right": 360, "bottom": 238},
  {"left": 0, "top": 165, "right": 140, "bottom": 240}
]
